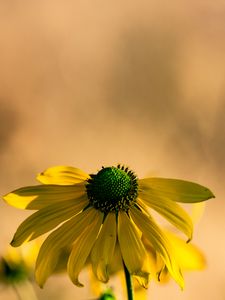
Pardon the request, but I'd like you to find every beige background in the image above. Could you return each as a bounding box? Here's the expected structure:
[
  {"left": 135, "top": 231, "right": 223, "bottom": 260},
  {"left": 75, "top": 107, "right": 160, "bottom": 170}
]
[{"left": 0, "top": 1, "right": 225, "bottom": 299}]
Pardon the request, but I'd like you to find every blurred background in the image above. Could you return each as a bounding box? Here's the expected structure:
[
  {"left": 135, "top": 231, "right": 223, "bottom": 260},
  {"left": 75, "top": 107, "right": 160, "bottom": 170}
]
[{"left": 0, "top": 0, "right": 225, "bottom": 299}]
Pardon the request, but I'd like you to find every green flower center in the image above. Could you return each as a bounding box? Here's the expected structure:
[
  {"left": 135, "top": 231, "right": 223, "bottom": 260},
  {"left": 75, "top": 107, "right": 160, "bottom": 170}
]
[
  {"left": 0, "top": 258, "right": 29, "bottom": 284},
  {"left": 86, "top": 165, "right": 138, "bottom": 213}
]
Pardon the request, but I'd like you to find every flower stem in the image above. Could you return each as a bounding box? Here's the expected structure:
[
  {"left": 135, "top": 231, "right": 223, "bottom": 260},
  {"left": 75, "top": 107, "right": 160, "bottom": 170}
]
[{"left": 123, "top": 261, "right": 134, "bottom": 300}]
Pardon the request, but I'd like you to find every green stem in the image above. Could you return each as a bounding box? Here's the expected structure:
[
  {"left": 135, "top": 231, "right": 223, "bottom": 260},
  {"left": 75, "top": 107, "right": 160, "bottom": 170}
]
[{"left": 123, "top": 261, "right": 134, "bottom": 300}]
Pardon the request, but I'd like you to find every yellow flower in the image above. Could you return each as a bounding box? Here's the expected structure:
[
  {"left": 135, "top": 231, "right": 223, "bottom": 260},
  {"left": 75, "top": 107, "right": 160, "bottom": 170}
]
[
  {"left": 0, "top": 242, "right": 38, "bottom": 285},
  {"left": 3, "top": 165, "right": 214, "bottom": 289}
]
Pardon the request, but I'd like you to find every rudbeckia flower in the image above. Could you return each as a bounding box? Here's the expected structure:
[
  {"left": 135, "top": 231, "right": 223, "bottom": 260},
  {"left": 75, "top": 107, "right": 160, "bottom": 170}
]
[
  {"left": 3, "top": 165, "right": 214, "bottom": 290},
  {"left": 0, "top": 242, "right": 39, "bottom": 299},
  {"left": 0, "top": 243, "right": 37, "bottom": 285}
]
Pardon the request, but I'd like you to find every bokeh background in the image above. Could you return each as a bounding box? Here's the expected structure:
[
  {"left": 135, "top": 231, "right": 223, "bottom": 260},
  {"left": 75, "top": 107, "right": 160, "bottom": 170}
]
[{"left": 0, "top": 1, "right": 225, "bottom": 299}]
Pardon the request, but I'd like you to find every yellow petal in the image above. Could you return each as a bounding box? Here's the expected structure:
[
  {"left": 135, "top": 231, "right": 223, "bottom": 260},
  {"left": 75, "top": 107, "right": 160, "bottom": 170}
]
[
  {"left": 138, "top": 191, "right": 193, "bottom": 241},
  {"left": 91, "top": 213, "right": 117, "bottom": 282},
  {"left": 67, "top": 211, "right": 103, "bottom": 287},
  {"left": 53, "top": 246, "right": 71, "bottom": 273},
  {"left": 165, "top": 231, "right": 206, "bottom": 271},
  {"left": 37, "top": 166, "right": 90, "bottom": 185},
  {"left": 141, "top": 236, "right": 164, "bottom": 275},
  {"left": 11, "top": 195, "right": 88, "bottom": 247},
  {"left": 139, "top": 178, "right": 215, "bottom": 203},
  {"left": 3, "top": 183, "right": 86, "bottom": 210},
  {"left": 35, "top": 208, "right": 97, "bottom": 287},
  {"left": 12, "top": 241, "right": 39, "bottom": 268},
  {"left": 107, "top": 242, "right": 123, "bottom": 275},
  {"left": 142, "top": 236, "right": 169, "bottom": 283},
  {"left": 87, "top": 265, "right": 105, "bottom": 297},
  {"left": 118, "top": 211, "right": 150, "bottom": 288},
  {"left": 134, "top": 279, "right": 148, "bottom": 300},
  {"left": 130, "top": 207, "right": 184, "bottom": 289},
  {"left": 190, "top": 202, "right": 205, "bottom": 224}
]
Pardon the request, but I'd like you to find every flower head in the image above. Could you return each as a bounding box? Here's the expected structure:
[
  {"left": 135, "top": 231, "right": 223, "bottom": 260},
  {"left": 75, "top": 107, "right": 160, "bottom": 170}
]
[
  {"left": 0, "top": 243, "right": 38, "bottom": 286},
  {"left": 3, "top": 165, "right": 214, "bottom": 289}
]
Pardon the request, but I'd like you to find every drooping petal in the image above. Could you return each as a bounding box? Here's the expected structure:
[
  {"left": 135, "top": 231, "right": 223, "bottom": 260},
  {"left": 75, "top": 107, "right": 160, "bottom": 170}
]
[
  {"left": 67, "top": 211, "right": 103, "bottom": 287},
  {"left": 107, "top": 242, "right": 123, "bottom": 275},
  {"left": 91, "top": 213, "right": 117, "bottom": 282},
  {"left": 138, "top": 191, "right": 193, "bottom": 241},
  {"left": 130, "top": 207, "right": 184, "bottom": 289},
  {"left": 52, "top": 246, "right": 71, "bottom": 273},
  {"left": 134, "top": 279, "right": 148, "bottom": 300},
  {"left": 35, "top": 208, "right": 98, "bottom": 287},
  {"left": 118, "top": 211, "right": 150, "bottom": 288},
  {"left": 141, "top": 235, "right": 165, "bottom": 275},
  {"left": 37, "top": 166, "right": 90, "bottom": 185},
  {"left": 3, "top": 183, "right": 86, "bottom": 210},
  {"left": 143, "top": 230, "right": 206, "bottom": 284},
  {"left": 139, "top": 178, "right": 215, "bottom": 203},
  {"left": 11, "top": 195, "right": 88, "bottom": 247},
  {"left": 165, "top": 231, "right": 206, "bottom": 271}
]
